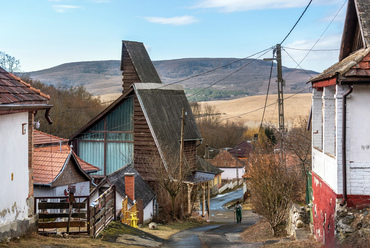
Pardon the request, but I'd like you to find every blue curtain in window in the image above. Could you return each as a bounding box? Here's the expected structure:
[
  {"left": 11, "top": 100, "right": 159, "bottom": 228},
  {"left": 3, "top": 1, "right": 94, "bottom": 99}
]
[{"left": 78, "top": 141, "right": 104, "bottom": 176}]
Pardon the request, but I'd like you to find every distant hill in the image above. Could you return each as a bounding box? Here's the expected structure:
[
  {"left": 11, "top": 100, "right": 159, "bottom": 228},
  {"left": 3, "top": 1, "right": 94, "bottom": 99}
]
[{"left": 20, "top": 58, "right": 319, "bottom": 101}]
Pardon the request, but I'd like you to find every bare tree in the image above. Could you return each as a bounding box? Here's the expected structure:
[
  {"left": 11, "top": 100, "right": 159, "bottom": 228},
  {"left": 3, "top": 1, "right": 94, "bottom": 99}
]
[
  {"left": 0, "top": 51, "right": 21, "bottom": 73},
  {"left": 249, "top": 148, "right": 303, "bottom": 236}
]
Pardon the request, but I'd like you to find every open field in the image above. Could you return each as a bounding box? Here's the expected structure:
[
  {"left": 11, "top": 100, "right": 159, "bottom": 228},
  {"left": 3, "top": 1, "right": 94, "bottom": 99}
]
[
  {"left": 100, "top": 93, "right": 312, "bottom": 128},
  {"left": 198, "top": 93, "right": 312, "bottom": 128}
]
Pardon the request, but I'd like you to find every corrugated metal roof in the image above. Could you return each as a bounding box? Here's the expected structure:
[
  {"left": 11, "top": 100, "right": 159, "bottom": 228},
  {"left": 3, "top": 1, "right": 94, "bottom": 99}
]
[
  {"left": 121, "top": 41, "right": 162, "bottom": 84},
  {"left": 134, "top": 83, "right": 202, "bottom": 166},
  {"left": 0, "top": 67, "right": 50, "bottom": 105}
]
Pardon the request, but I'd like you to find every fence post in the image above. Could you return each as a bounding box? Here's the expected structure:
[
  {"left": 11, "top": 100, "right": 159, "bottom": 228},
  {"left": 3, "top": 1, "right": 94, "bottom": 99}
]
[
  {"left": 113, "top": 185, "right": 116, "bottom": 221},
  {"left": 87, "top": 196, "right": 90, "bottom": 236}
]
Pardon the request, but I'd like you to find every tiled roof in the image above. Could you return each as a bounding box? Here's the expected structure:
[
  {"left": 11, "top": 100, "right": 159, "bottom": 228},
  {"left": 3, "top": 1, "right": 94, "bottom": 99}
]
[
  {"left": 309, "top": 48, "right": 370, "bottom": 83},
  {"left": 211, "top": 150, "right": 245, "bottom": 168},
  {"left": 33, "top": 146, "right": 70, "bottom": 185},
  {"left": 0, "top": 67, "right": 50, "bottom": 105},
  {"left": 34, "top": 130, "right": 68, "bottom": 146},
  {"left": 197, "top": 156, "right": 223, "bottom": 174},
  {"left": 229, "top": 141, "right": 254, "bottom": 158},
  {"left": 34, "top": 131, "right": 100, "bottom": 174}
]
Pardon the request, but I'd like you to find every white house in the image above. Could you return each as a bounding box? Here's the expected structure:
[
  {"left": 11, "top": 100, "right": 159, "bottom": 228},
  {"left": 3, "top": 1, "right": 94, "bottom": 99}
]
[
  {"left": 0, "top": 67, "right": 52, "bottom": 240},
  {"left": 90, "top": 164, "right": 156, "bottom": 224},
  {"left": 211, "top": 150, "right": 245, "bottom": 181},
  {"left": 308, "top": 0, "right": 370, "bottom": 246}
]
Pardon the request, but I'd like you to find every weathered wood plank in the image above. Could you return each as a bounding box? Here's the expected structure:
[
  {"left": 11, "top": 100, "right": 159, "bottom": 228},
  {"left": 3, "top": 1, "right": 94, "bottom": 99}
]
[
  {"left": 39, "top": 213, "right": 86, "bottom": 219},
  {"left": 38, "top": 202, "right": 85, "bottom": 210},
  {"left": 38, "top": 221, "right": 85, "bottom": 228}
]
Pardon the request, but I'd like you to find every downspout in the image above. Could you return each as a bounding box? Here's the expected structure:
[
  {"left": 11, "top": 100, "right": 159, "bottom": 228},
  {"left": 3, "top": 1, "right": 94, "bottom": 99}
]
[
  {"left": 45, "top": 108, "right": 53, "bottom": 124},
  {"left": 340, "top": 86, "right": 353, "bottom": 206}
]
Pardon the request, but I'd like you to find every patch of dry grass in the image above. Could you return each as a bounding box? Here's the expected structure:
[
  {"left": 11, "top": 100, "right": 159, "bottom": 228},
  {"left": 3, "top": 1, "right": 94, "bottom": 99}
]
[
  {"left": 241, "top": 219, "right": 322, "bottom": 248},
  {"left": 241, "top": 219, "right": 277, "bottom": 243},
  {"left": 1, "top": 232, "right": 136, "bottom": 248}
]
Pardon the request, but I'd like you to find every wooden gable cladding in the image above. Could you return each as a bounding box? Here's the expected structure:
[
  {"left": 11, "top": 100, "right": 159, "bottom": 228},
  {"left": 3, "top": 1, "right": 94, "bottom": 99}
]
[
  {"left": 122, "top": 48, "right": 140, "bottom": 93},
  {"left": 184, "top": 140, "right": 197, "bottom": 171},
  {"left": 344, "top": 52, "right": 370, "bottom": 77},
  {"left": 133, "top": 95, "right": 160, "bottom": 181},
  {"left": 52, "top": 158, "right": 88, "bottom": 187}
]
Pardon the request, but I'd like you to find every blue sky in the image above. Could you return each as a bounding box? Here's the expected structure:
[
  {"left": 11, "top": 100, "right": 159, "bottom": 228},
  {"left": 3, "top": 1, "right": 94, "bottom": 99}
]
[{"left": 1, "top": 0, "right": 347, "bottom": 73}]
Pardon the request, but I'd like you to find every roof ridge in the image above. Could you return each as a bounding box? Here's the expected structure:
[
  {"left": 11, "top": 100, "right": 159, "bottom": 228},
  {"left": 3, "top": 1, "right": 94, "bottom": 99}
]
[{"left": 8, "top": 72, "right": 50, "bottom": 100}]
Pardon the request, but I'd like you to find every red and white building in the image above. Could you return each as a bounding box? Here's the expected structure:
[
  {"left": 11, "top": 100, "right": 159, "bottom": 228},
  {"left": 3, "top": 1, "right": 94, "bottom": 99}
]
[{"left": 309, "top": 0, "right": 370, "bottom": 246}]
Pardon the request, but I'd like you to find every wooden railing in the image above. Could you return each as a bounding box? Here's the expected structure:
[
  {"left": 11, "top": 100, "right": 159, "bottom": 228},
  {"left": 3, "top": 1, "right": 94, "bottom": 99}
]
[
  {"left": 89, "top": 185, "right": 116, "bottom": 238},
  {"left": 35, "top": 195, "right": 90, "bottom": 235}
]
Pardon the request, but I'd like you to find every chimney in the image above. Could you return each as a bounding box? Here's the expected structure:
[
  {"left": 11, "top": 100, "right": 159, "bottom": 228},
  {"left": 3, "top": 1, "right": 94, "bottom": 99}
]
[{"left": 125, "top": 173, "right": 135, "bottom": 201}]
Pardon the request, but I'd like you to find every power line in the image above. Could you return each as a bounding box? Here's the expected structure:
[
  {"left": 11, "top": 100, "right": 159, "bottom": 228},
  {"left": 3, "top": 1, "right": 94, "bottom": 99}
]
[
  {"left": 283, "top": 0, "right": 347, "bottom": 81},
  {"left": 280, "top": 0, "right": 313, "bottom": 45},
  {"left": 259, "top": 60, "right": 275, "bottom": 131},
  {"left": 283, "top": 47, "right": 340, "bottom": 52}
]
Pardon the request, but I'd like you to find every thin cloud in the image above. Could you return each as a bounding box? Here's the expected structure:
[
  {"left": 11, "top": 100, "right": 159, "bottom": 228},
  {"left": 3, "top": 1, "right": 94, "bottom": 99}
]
[
  {"left": 52, "top": 5, "right": 80, "bottom": 13},
  {"left": 144, "top": 16, "right": 198, "bottom": 26},
  {"left": 193, "top": 0, "right": 340, "bottom": 12}
]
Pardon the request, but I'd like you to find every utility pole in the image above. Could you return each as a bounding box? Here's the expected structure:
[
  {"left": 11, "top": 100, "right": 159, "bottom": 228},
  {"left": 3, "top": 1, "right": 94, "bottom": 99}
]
[
  {"left": 264, "top": 44, "right": 285, "bottom": 164},
  {"left": 179, "top": 108, "right": 185, "bottom": 219},
  {"left": 276, "top": 44, "right": 285, "bottom": 140}
]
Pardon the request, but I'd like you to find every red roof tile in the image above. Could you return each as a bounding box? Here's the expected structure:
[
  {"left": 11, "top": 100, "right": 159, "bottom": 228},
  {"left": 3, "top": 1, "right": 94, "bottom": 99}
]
[
  {"left": 34, "top": 130, "right": 68, "bottom": 146},
  {"left": 211, "top": 150, "right": 245, "bottom": 168},
  {"left": 33, "top": 130, "right": 100, "bottom": 173},
  {"left": 33, "top": 146, "right": 70, "bottom": 185},
  {"left": 0, "top": 66, "right": 50, "bottom": 105}
]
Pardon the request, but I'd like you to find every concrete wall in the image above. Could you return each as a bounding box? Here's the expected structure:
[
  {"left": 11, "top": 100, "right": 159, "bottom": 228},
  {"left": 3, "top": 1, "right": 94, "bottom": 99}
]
[
  {"left": 219, "top": 167, "right": 245, "bottom": 180},
  {"left": 0, "top": 112, "right": 36, "bottom": 240},
  {"left": 143, "top": 199, "right": 154, "bottom": 224},
  {"left": 34, "top": 181, "right": 90, "bottom": 198}
]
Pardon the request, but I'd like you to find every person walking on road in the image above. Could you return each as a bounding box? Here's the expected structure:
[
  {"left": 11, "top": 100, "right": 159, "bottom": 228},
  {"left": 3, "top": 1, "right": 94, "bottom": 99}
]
[{"left": 235, "top": 201, "right": 243, "bottom": 223}]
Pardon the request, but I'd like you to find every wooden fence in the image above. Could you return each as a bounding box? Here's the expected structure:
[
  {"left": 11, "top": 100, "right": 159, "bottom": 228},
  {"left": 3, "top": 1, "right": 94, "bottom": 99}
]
[
  {"left": 35, "top": 195, "right": 90, "bottom": 235},
  {"left": 89, "top": 185, "right": 116, "bottom": 238}
]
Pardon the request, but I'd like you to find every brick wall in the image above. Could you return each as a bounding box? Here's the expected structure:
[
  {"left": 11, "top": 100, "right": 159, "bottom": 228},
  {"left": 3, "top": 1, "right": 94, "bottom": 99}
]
[
  {"left": 312, "top": 89, "right": 323, "bottom": 150},
  {"left": 323, "top": 86, "right": 336, "bottom": 156}
]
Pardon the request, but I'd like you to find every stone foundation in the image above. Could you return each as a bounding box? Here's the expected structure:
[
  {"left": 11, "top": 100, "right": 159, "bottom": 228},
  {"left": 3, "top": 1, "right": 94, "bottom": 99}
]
[{"left": 0, "top": 216, "right": 37, "bottom": 242}]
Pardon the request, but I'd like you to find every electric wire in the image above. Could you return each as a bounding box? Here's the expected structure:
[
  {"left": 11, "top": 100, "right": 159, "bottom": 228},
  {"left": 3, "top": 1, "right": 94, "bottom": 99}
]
[
  {"left": 280, "top": 0, "right": 313, "bottom": 45},
  {"left": 259, "top": 59, "right": 274, "bottom": 132}
]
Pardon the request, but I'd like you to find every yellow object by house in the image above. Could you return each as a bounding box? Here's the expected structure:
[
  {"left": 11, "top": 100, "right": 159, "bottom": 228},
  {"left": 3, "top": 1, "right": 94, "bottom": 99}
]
[{"left": 121, "top": 197, "right": 139, "bottom": 227}]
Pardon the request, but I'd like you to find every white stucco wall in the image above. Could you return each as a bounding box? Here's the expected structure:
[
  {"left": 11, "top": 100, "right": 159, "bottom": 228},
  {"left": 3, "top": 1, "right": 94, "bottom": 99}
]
[
  {"left": 143, "top": 199, "right": 154, "bottom": 224},
  {"left": 0, "top": 112, "right": 30, "bottom": 225},
  {"left": 346, "top": 85, "right": 370, "bottom": 195},
  {"left": 312, "top": 84, "right": 370, "bottom": 196},
  {"left": 34, "top": 181, "right": 90, "bottom": 198},
  {"left": 219, "top": 167, "right": 245, "bottom": 180}
]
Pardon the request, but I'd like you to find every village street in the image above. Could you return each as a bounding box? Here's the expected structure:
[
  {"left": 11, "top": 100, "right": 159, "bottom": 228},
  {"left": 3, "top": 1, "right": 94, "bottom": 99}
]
[{"left": 160, "top": 188, "right": 264, "bottom": 248}]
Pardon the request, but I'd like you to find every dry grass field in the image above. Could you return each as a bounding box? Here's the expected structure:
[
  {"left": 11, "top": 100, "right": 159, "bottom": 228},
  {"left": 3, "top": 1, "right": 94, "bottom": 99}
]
[
  {"left": 100, "top": 93, "right": 312, "bottom": 128},
  {"left": 198, "top": 93, "right": 312, "bottom": 128}
]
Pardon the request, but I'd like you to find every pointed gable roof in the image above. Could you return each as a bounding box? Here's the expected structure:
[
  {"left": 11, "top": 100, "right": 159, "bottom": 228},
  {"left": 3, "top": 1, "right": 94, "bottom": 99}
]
[
  {"left": 33, "top": 145, "right": 91, "bottom": 186},
  {"left": 0, "top": 66, "right": 51, "bottom": 115},
  {"left": 211, "top": 150, "right": 245, "bottom": 168},
  {"left": 34, "top": 130, "right": 100, "bottom": 174},
  {"left": 340, "top": 0, "right": 370, "bottom": 60},
  {"left": 229, "top": 141, "right": 254, "bottom": 158},
  {"left": 309, "top": 0, "right": 370, "bottom": 85},
  {"left": 121, "top": 40, "right": 162, "bottom": 85},
  {"left": 134, "top": 83, "right": 202, "bottom": 168}
]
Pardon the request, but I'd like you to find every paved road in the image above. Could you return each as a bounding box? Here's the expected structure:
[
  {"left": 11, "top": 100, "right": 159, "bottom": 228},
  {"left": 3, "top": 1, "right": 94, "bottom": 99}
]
[{"left": 161, "top": 188, "right": 261, "bottom": 248}]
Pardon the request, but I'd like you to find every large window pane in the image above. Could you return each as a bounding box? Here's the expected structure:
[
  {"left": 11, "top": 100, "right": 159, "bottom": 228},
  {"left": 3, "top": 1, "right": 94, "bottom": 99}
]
[
  {"left": 78, "top": 141, "right": 104, "bottom": 176},
  {"left": 106, "top": 133, "right": 133, "bottom": 141},
  {"left": 107, "top": 97, "right": 133, "bottom": 132},
  {"left": 106, "top": 142, "right": 133, "bottom": 174}
]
